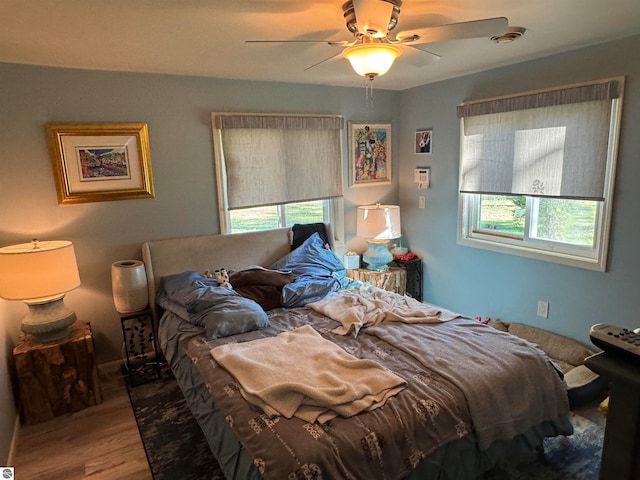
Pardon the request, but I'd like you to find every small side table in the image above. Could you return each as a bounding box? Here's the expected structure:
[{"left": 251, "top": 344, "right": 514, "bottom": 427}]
[
  {"left": 118, "top": 307, "right": 161, "bottom": 385},
  {"left": 584, "top": 352, "right": 640, "bottom": 480},
  {"left": 390, "top": 257, "right": 423, "bottom": 301},
  {"left": 13, "top": 320, "right": 102, "bottom": 425},
  {"left": 346, "top": 267, "right": 407, "bottom": 296}
]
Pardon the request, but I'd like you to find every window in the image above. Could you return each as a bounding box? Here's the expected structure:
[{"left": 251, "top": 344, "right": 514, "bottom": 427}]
[
  {"left": 457, "top": 78, "right": 624, "bottom": 271},
  {"left": 212, "top": 113, "right": 344, "bottom": 242},
  {"left": 229, "top": 200, "right": 327, "bottom": 233}
]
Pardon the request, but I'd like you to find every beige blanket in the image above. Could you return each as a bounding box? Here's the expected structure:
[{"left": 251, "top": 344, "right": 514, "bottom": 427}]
[
  {"left": 307, "top": 286, "right": 459, "bottom": 336},
  {"left": 210, "top": 325, "right": 407, "bottom": 423}
]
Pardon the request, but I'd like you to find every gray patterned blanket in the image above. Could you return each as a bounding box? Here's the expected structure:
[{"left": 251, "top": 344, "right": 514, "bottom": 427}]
[{"left": 185, "top": 307, "right": 572, "bottom": 480}]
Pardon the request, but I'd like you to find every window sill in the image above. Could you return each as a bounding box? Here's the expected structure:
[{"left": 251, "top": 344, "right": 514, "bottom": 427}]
[{"left": 457, "top": 234, "right": 605, "bottom": 272}]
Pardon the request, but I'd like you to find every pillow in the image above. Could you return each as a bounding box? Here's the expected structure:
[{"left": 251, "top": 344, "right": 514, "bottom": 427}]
[
  {"left": 228, "top": 267, "right": 294, "bottom": 311},
  {"left": 156, "top": 270, "right": 219, "bottom": 320},
  {"left": 157, "top": 271, "right": 269, "bottom": 339},
  {"left": 290, "top": 223, "right": 330, "bottom": 250},
  {"left": 279, "top": 280, "right": 341, "bottom": 308},
  {"left": 229, "top": 266, "right": 294, "bottom": 288},
  {"left": 231, "top": 285, "right": 282, "bottom": 311},
  {"left": 187, "top": 288, "right": 269, "bottom": 340},
  {"left": 269, "top": 232, "right": 346, "bottom": 308}
]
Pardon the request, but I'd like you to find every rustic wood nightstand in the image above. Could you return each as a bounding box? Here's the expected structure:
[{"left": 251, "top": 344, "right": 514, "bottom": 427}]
[
  {"left": 345, "top": 267, "right": 407, "bottom": 295},
  {"left": 13, "top": 320, "right": 102, "bottom": 425}
]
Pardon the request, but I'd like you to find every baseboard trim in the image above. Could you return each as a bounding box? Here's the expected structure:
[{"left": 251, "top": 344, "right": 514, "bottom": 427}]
[
  {"left": 98, "top": 359, "right": 126, "bottom": 381},
  {"left": 6, "top": 414, "right": 20, "bottom": 466}
]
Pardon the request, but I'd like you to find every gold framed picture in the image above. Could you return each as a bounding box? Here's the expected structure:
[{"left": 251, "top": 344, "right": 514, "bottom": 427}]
[{"left": 47, "top": 122, "right": 155, "bottom": 204}]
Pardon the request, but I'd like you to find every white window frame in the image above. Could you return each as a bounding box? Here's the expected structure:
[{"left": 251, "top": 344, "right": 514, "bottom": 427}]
[{"left": 457, "top": 79, "right": 624, "bottom": 271}]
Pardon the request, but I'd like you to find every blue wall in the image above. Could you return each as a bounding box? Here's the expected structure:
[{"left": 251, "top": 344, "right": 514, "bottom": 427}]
[{"left": 397, "top": 35, "right": 640, "bottom": 346}]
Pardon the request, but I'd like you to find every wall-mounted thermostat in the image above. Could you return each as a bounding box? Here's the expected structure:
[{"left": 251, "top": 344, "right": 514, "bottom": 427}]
[{"left": 415, "top": 167, "right": 430, "bottom": 189}]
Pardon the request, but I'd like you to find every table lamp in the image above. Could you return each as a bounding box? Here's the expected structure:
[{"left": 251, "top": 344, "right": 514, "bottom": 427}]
[
  {"left": 0, "top": 239, "right": 81, "bottom": 342},
  {"left": 356, "top": 204, "right": 401, "bottom": 271}
]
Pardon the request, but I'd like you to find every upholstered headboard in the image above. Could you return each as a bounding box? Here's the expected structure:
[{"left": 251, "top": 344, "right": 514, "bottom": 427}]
[{"left": 141, "top": 227, "right": 293, "bottom": 324}]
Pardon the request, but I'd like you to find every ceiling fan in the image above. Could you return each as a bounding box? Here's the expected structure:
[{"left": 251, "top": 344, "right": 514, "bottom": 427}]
[{"left": 247, "top": 0, "right": 510, "bottom": 80}]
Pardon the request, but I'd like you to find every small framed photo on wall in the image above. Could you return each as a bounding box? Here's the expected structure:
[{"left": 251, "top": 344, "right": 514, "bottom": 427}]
[{"left": 415, "top": 130, "right": 432, "bottom": 154}]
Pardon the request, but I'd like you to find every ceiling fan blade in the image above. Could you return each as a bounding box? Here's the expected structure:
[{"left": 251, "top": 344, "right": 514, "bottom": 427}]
[
  {"left": 353, "top": 0, "right": 394, "bottom": 37},
  {"left": 304, "top": 52, "right": 343, "bottom": 71},
  {"left": 395, "top": 17, "right": 508, "bottom": 44},
  {"left": 403, "top": 46, "right": 441, "bottom": 67},
  {"left": 246, "top": 40, "right": 352, "bottom": 46}
]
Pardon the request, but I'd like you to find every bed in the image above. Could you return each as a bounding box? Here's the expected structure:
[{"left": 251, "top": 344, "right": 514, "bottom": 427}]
[{"left": 141, "top": 227, "right": 573, "bottom": 480}]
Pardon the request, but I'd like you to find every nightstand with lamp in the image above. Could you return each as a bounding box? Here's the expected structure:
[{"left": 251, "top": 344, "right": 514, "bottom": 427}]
[
  {"left": 0, "top": 239, "right": 101, "bottom": 424},
  {"left": 357, "top": 203, "right": 401, "bottom": 271},
  {"left": 346, "top": 204, "right": 407, "bottom": 295}
]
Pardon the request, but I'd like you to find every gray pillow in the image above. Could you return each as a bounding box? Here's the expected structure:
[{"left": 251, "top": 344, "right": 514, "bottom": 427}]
[
  {"left": 187, "top": 289, "right": 270, "bottom": 340},
  {"left": 156, "top": 270, "right": 218, "bottom": 320},
  {"left": 158, "top": 270, "right": 269, "bottom": 339}
]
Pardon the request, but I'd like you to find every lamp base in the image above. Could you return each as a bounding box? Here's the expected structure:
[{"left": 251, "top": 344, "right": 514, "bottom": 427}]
[
  {"left": 362, "top": 239, "right": 393, "bottom": 272},
  {"left": 22, "top": 295, "right": 76, "bottom": 343}
]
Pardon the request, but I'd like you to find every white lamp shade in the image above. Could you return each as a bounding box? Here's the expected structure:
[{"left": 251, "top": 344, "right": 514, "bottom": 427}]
[
  {"left": 343, "top": 43, "right": 402, "bottom": 77},
  {"left": 112, "top": 260, "right": 148, "bottom": 313},
  {"left": 0, "top": 240, "right": 80, "bottom": 301},
  {"left": 357, "top": 204, "right": 401, "bottom": 240}
]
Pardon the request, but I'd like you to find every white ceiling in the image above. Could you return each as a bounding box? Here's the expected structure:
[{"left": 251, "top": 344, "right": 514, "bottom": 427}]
[{"left": 1, "top": 0, "right": 639, "bottom": 91}]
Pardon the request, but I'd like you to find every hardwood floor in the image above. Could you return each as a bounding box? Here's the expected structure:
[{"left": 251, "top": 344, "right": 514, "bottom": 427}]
[{"left": 11, "top": 371, "right": 152, "bottom": 480}]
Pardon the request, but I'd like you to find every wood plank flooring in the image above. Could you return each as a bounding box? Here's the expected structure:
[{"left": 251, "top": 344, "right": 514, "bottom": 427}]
[{"left": 11, "top": 372, "right": 152, "bottom": 480}]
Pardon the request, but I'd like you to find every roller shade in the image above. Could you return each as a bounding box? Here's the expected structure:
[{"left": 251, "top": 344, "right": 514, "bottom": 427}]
[
  {"left": 215, "top": 114, "right": 344, "bottom": 209},
  {"left": 457, "top": 81, "right": 619, "bottom": 200}
]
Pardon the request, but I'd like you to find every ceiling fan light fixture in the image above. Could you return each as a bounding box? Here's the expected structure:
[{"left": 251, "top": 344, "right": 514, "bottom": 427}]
[
  {"left": 343, "top": 0, "right": 402, "bottom": 36},
  {"left": 343, "top": 43, "right": 402, "bottom": 78}
]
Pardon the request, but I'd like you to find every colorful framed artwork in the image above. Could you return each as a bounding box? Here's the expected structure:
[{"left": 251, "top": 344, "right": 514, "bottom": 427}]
[
  {"left": 47, "top": 123, "right": 154, "bottom": 204},
  {"left": 348, "top": 121, "right": 392, "bottom": 187},
  {"left": 415, "top": 129, "right": 432, "bottom": 154}
]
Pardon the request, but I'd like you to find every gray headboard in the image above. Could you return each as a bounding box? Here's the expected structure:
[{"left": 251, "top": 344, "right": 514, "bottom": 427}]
[{"left": 141, "top": 227, "right": 292, "bottom": 324}]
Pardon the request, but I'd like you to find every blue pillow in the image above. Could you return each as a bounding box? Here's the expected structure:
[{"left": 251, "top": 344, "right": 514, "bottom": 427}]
[
  {"left": 269, "top": 232, "right": 346, "bottom": 307},
  {"left": 157, "top": 271, "right": 269, "bottom": 339},
  {"left": 187, "top": 288, "right": 269, "bottom": 340},
  {"left": 157, "top": 271, "right": 218, "bottom": 320}
]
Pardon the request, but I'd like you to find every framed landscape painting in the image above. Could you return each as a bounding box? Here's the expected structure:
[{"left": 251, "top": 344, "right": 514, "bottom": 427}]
[
  {"left": 348, "top": 122, "right": 391, "bottom": 187},
  {"left": 47, "top": 122, "right": 154, "bottom": 204}
]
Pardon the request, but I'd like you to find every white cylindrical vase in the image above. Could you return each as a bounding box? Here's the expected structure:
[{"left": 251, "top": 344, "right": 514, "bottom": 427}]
[{"left": 111, "top": 260, "right": 148, "bottom": 313}]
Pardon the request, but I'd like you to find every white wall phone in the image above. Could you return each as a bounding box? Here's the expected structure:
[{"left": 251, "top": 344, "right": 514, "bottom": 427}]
[{"left": 415, "top": 167, "right": 430, "bottom": 189}]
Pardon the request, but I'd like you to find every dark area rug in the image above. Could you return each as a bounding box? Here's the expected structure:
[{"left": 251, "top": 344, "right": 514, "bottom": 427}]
[
  {"left": 487, "top": 406, "right": 605, "bottom": 479},
  {"left": 127, "top": 368, "right": 605, "bottom": 480},
  {"left": 126, "top": 366, "right": 224, "bottom": 480}
]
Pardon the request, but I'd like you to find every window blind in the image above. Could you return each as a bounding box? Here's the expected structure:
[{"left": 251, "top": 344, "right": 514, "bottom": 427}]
[
  {"left": 457, "top": 80, "right": 619, "bottom": 200},
  {"left": 214, "top": 114, "right": 344, "bottom": 210}
]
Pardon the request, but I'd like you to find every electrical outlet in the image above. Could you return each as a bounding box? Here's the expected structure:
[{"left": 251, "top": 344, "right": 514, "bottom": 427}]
[
  {"left": 537, "top": 300, "right": 549, "bottom": 318},
  {"left": 419, "top": 196, "right": 425, "bottom": 209}
]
